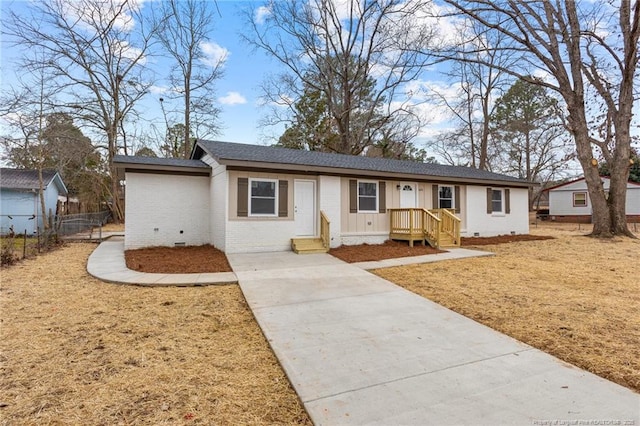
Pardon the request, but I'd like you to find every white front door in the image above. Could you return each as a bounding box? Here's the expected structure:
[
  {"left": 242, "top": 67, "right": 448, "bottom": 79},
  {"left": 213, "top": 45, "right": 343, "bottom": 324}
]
[
  {"left": 400, "top": 183, "right": 417, "bottom": 208},
  {"left": 294, "top": 180, "right": 316, "bottom": 236}
]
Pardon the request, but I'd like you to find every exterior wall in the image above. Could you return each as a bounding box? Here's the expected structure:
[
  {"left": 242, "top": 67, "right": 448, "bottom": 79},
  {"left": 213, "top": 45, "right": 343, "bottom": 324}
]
[
  {"left": 549, "top": 178, "right": 640, "bottom": 217},
  {"left": 225, "top": 170, "right": 315, "bottom": 253},
  {"left": 0, "top": 189, "right": 38, "bottom": 234},
  {"left": 339, "top": 177, "right": 389, "bottom": 245},
  {"left": 549, "top": 190, "right": 592, "bottom": 216},
  {"left": 0, "top": 181, "right": 60, "bottom": 234},
  {"left": 627, "top": 187, "right": 640, "bottom": 215},
  {"left": 202, "top": 155, "right": 227, "bottom": 252},
  {"left": 318, "top": 175, "right": 342, "bottom": 248},
  {"left": 338, "top": 179, "right": 474, "bottom": 245},
  {"left": 464, "top": 186, "right": 529, "bottom": 236},
  {"left": 124, "top": 172, "right": 210, "bottom": 250}
]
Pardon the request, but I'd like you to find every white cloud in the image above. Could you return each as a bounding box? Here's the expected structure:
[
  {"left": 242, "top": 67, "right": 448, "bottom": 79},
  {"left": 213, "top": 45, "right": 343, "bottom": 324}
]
[
  {"left": 148, "top": 85, "right": 169, "bottom": 95},
  {"left": 219, "top": 91, "right": 247, "bottom": 105},
  {"left": 255, "top": 6, "right": 271, "bottom": 24},
  {"left": 199, "top": 41, "right": 229, "bottom": 68}
]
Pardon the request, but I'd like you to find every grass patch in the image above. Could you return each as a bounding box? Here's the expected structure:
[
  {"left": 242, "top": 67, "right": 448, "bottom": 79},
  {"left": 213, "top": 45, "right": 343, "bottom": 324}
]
[
  {"left": 0, "top": 244, "right": 310, "bottom": 425},
  {"left": 374, "top": 224, "right": 640, "bottom": 392}
]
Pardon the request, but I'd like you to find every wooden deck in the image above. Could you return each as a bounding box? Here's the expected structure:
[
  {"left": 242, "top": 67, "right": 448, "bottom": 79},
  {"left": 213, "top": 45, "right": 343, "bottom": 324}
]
[{"left": 389, "top": 208, "right": 461, "bottom": 248}]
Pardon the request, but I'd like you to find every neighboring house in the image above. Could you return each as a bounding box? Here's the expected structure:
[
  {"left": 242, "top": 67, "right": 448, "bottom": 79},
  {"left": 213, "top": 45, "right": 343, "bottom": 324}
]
[
  {"left": 114, "top": 140, "right": 531, "bottom": 253},
  {"left": 547, "top": 176, "right": 640, "bottom": 223},
  {"left": 0, "top": 168, "right": 68, "bottom": 235}
]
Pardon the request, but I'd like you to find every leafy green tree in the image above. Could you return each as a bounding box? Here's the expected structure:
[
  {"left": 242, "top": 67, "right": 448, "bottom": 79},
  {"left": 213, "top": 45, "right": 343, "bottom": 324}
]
[
  {"left": 276, "top": 83, "right": 339, "bottom": 152},
  {"left": 491, "top": 78, "right": 574, "bottom": 209},
  {"left": 600, "top": 148, "right": 640, "bottom": 183},
  {"left": 160, "top": 123, "right": 194, "bottom": 159},
  {"left": 40, "top": 113, "right": 104, "bottom": 202}
]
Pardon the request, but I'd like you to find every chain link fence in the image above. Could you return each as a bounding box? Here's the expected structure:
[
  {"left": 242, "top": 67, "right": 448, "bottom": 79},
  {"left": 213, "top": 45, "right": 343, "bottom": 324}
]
[
  {"left": 56, "top": 211, "right": 111, "bottom": 238},
  {"left": 1, "top": 211, "right": 111, "bottom": 266}
]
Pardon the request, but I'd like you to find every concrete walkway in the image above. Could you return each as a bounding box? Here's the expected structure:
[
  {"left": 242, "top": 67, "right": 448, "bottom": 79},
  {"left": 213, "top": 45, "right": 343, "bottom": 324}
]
[
  {"left": 87, "top": 237, "right": 237, "bottom": 286},
  {"left": 227, "top": 251, "right": 640, "bottom": 425}
]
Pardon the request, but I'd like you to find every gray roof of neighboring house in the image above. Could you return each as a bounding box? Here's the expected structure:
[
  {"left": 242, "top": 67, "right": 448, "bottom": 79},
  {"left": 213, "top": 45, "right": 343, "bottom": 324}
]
[
  {"left": 1, "top": 168, "right": 67, "bottom": 194},
  {"left": 194, "top": 140, "right": 530, "bottom": 186}
]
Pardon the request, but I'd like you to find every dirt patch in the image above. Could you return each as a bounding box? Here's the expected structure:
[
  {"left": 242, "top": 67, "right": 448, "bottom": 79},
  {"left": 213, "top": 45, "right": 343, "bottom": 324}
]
[
  {"left": 125, "top": 245, "right": 232, "bottom": 273},
  {"left": 330, "top": 239, "right": 445, "bottom": 263},
  {"left": 374, "top": 225, "right": 640, "bottom": 393},
  {"left": 0, "top": 244, "right": 311, "bottom": 425},
  {"left": 461, "top": 234, "right": 555, "bottom": 246}
]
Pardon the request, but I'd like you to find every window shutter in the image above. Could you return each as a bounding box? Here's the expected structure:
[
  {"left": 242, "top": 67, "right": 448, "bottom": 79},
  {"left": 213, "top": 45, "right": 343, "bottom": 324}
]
[
  {"left": 454, "top": 185, "right": 460, "bottom": 213},
  {"left": 278, "top": 180, "right": 288, "bottom": 217},
  {"left": 432, "top": 185, "right": 438, "bottom": 209},
  {"left": 505, "top": 188, "right": 511, "bottom": 214},
  {"left": 486, "top": 188, "right": 492, "bottom": 214},
  {"left": 237, "top": 178, "right": 248, "bottom": 217},
  {"left": 379, "top": 181, "right": 386, "bottom": 213},
  {"left": 349, "top": 179, "right": 357, "bottom": 213}
]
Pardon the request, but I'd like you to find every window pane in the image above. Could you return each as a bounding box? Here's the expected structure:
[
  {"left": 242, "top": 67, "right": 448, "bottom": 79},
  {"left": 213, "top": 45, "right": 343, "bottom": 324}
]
[
  {"left": 251, "top": 198, "right": 275, "bottom": 214},
  {"left": 440, "top": 199, "right": 453, "bottom": 209},
  {"left": 492, "top": 190, "right": 502, "bottom": 212},
  {"left": 251, "top": 181, "right": 275, "bottom": 197},
  {"left": 359, "top": 182, "right": 377, "bottom": 196},
  {"left": 439, "top": 186, "right": 453, "bottom": 209},
  {"left": 574, "top": 192, "right": 586, "bottom": 206},
  {"left": 359, "top": 197, "right": 376, "bottom": 211},
  {"left": 439, "top": 186, "right": 452, "bottom": 199}
]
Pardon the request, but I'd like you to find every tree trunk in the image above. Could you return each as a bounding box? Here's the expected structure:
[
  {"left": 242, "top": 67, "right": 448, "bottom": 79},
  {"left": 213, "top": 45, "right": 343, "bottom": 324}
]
[
  {"left": 184, "top": 70, "right": 191, "bottom": 159},
  {"left": 37, "top": 167, "right": 49, "bottom": 230},
  {"left": 608, "top": 122, "right": 634, "bottom": 237}
]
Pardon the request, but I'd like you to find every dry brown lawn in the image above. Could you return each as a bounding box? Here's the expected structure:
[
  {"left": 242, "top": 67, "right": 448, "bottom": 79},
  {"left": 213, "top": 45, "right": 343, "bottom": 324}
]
[
  {"left": 375, "top": 221, "right": 640, "bottom": 393},
  {"left": 0, "top": 243, "right": 310, "bottom": 425}
]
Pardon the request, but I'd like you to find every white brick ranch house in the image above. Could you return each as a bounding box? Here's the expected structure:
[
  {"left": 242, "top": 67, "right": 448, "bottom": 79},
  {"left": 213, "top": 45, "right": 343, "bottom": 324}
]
[{"left": 114, "top": 140, "right": 531, "bottom": 254}]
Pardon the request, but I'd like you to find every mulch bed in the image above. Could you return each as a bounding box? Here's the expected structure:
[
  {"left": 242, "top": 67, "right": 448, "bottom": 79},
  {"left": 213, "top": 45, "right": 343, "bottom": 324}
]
[
  {"left": 123, "top": 235, "right": 556, "bottom": 272},
  {"left": 329, "top": 239, "right": 445, "bottom": 263},
  {"left": 125, "top": 244, "right": 232, "bottom": 273},
  {"left": 461, "top": 234, "right": 554, "bottom": 246}
]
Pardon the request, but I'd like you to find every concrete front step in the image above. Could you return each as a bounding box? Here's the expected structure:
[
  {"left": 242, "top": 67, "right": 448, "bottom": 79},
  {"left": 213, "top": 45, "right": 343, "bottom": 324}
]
[{"left": 291, "top": 237, "right": 328, "bottom": 254}]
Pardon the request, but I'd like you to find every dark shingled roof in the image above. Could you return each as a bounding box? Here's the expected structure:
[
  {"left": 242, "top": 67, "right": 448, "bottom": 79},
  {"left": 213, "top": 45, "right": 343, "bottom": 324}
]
[
  {"left": 0, "top": 168, "right": 60, "bottom": 190},
  {"left": 113, "top": 155, "right": 209, "bottom": 168},
  {"left": 195, "top": 140, "right": 529, "bottom": 185}
]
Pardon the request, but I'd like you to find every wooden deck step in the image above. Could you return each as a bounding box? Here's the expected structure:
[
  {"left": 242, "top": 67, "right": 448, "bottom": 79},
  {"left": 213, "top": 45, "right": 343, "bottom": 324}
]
[
  {"left": 438, "top": 234, "right": 460, "bottom": 248},
  {"left": 291, "top": 237, "right": 328, "bottom": 254}
]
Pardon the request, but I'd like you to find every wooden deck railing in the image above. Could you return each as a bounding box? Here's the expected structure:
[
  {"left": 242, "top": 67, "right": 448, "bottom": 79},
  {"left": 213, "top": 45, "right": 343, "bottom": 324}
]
[
  {"left": 429, "top": 208, "right": 461, "bottom": 247},
  {"left": 320, "top": 210, "right": 330, "bottom": 249},
  {"left": 389, "top": 208, "right": 460, "bottom": 248}
]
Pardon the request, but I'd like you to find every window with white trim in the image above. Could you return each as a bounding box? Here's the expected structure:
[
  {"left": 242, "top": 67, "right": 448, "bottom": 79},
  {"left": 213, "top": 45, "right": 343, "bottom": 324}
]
[
  {"left": 439, "top": 185, "right": 454, "bottom": 209},
  {"left": 249, "top": 179, "right": 278, "bottom": 216},
  {"left": 573, "top": 192, "right": 587, "bottom": 207},
  {"left": 358, "top": 181, "right": 378, "bottom": 212},
  {"left": 491, "top": 189, "right": 503, "bottom": 213}
]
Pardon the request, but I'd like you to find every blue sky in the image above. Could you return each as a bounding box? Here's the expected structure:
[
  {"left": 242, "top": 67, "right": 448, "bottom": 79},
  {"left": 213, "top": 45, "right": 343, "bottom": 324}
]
[
  {"left": 0, "top": 1, "right": 291, "bottom": 146},
  {"left": 0, "top": 0, "right": 635, "bottom": 177}
]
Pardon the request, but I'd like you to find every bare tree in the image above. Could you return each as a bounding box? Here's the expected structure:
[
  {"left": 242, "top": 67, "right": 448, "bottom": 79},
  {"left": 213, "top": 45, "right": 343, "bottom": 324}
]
[
  {"left": 440, "top": 0, "right": 640, "bottom": 238},
  {"left": 151, "top": 0, "right": 224, "bottom": 158},
  {"left": 0, "top": 63, "right": 57, "bottom": 230},
  {"left": 4, "top": 0, "right": 155, "bottom": 222},
  {"left": 429, "top": 20, "right": 516, "bottom": 170},
  {"left": 244, "top": 0, "right": 436, "bottom": 154}
]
